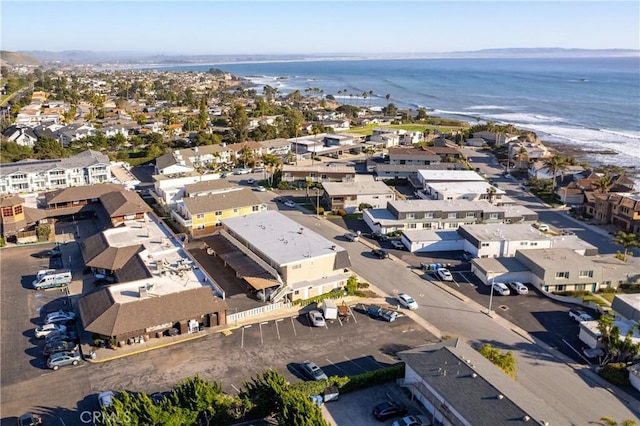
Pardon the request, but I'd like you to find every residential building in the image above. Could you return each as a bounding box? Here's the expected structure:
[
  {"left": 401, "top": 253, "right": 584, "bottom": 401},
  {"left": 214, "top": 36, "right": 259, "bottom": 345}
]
[
  {"left": 205, "top": 210, "right": 352, "bottom": 302},
  {"left": 57, "top": 123, "right": 97, "bottom": 147},
  {"left": 172, "top": 188, "right": 267, "bottom": 237},
  {"left": 457, "top": 223, "right": 597, "bottom": 258},
  {"left": 611, "top": 294, "right": 640, "bottom": 323},
  {"left": 387, "top": 147, "right": 442, "bottom": 166},
  {"left": 288, "top": 133, "right": 359, "bottom": 158},
  {"left": 513, "top": 248, "right": 640, "bottom": 292},
  {"left": 226, "top": 141, "right": 264, "bottom": 164},
  {"left": 77, "top": 212, "right": 226, "bottom": 343},
  {"left": 154, "top": 145, "right": 234, "bottom": 176},
  {"left": 0, "top": 193, "right": 47, "bottom": 243},
  {"left": 528, "top": 161, "right": 584, "bottom": 180},
  {"left": 371, "top": 162, "right": 466, "bottom": 180},
  {"left": 281, "top": 164, "right": 356, "bottom": 185},
  {"left": 152, "top": 172, "right": 223, "bottom": 207},
  {"left": 471, "top": 131, "right": 519, "bottom": 146},
  {"left": 0, "top": 150, "right": 111, "bottom": 194},
  {"left": 321, "top": 176, "right": 396, "bottom": 213},
  {"left": 1, "top": 125, "right": 38, "bottom": 147},
  {"left": 591, "top": 193, "right": 640, "bottom": 237},
  {"left": 414, "top": 169, "right": 485, "bottom": 191},
  {"left": 258, "top": 138, "right": 292, "bottom": 156},
  {"left": 420, "top": 180, "right": 506, "bottom": 204},
  {"left": 397, "top": 339, "right": 570, "bottom": 425},
  {"left": 363, "top": 199, "right": 513, "bottom": 234}
]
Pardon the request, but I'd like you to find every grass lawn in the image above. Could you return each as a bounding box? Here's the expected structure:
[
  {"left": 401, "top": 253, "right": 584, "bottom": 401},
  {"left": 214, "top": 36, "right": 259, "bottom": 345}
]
[{"left": 345, "top": 122, "right": 467, "bottom": 137}]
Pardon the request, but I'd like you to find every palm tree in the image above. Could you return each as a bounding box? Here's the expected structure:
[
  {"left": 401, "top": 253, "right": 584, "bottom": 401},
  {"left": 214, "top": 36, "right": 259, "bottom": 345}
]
[
  {"left": 362, "top": 92, "right": 368, "bottom": 109},
  {"left": 385, "top": 93, "right": 391, "bottom": 108},
  {"left": 595, "top": 172, "right": 614, "bottom": 194},
  {"left": 261, "top": 153, "right": 281, "bottom": 187},
  {"left": 368, "top": 90, "right": 373, "bottom": 108},
  {"left": 486, "top": 186, "right": 498, "bottom": 204},
  {"left": 516, "top": 147, "right": 528, "bottom": 169},
  {"left": 544, "top": 155, "right": 568, "bottom": 197},
  {"left": 238, "top": 144, "right": 254, "bottom": 169},
  {"left": 612, "top": 231, "right": 639, "bottom": 262}
]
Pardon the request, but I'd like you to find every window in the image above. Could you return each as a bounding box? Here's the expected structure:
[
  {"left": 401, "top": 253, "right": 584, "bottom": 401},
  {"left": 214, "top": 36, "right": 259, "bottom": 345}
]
[
  {"left": 425, "top": 212, "right": 434, "bottom": 218},
  {"left": 481, "top": 242, "right": 490, "bottom": 247},
  {"left": 233, "top": 209, "right": 238, "bottom": 213},
  {"left": 579, "top": 270, "right": 594, "bottom": 278},
  {"left": 406, "top": 213, "right": 415, "bottom": 219},
  {"left": 252, "top": 206, "right": 259, "bottom": 212},
  {"left": 520, "top": 242, "right": 528, "bottom": 246},
  {"left": 14, "top": 205, "right": 22, "bottom": 215},
  {"left": 530, "top": 242, "right": 538, "bottom": 246},
  {"left": 196, "top": 214, "right": 205, "bottom": 219},
  {"left": 489, "top": 213, "right": 499, "bottom": 220},
  {"left": 2, "top": 207, "right": 13, "bottom": 217},
  {"left": 196, "top": 225, "right": 205, "bottom": 230},
  {"left": 292, "top": 264, "right": 302, "bottom": 270},
  {"left": 407, "top": 223, "right": 416, "bottom": 229},
  {"left": 448, "top": 213, "right": 457, "bottom": 219},
  {"left": 466, "top": 212, "right": 475, "bottom": 218},
  {"left": 555, "top": 271, "right": 570, "bottom": 279},
  {"left": 556, "top": 285, "right": 566, "bottom": 291},
  {"left": 214, "top": 211, "right": 222, "bottom": 216},
  {"left": 576, "top": 284, "right": 585, "bottom": 291}
]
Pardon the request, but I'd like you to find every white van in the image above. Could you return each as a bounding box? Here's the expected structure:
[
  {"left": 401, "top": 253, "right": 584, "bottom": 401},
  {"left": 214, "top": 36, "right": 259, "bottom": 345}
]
[
  {"left": 32, "top": 270, "right": 72, "bottom": 290},
  {"left": 492, "top": 282, "right": 510, "bottom": 296}
]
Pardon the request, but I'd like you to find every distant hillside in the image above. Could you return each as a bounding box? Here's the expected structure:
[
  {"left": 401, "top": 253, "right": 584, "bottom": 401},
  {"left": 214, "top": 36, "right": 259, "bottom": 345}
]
[
  {"left": 0, "top": 50, "right": 40, "bottom": 66},
  {"left": 451, "top": 47, "right": 639, "bottom": 58}
]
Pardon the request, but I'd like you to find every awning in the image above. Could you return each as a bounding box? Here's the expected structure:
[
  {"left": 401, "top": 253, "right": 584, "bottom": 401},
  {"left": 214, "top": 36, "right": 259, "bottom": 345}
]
[{"left": 244, "top": 276, "right": 280, "bottom": 291}]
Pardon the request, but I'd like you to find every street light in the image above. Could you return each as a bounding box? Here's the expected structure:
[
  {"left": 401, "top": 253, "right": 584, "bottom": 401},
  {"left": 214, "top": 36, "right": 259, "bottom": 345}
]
[
  {"left": 316, "top": 188, "right": 321, "bottom": 215},
  {"left": 487, "top": 271, "right": 495, "bottom": 315}
]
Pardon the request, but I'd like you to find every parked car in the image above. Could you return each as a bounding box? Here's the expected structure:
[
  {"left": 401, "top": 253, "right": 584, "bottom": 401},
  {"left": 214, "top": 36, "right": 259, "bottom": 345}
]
[
  {"left": 35, "top": 323, "right": 67, "bottom": 339},
  {"left": 392, "top": 415, "right": 432, "bottom": 426},
  {"left": 396, "top": 293, "right": 418, "bottom": 310},
  {"left": 560, "top": 229, "right": 576, "bottom": 236},
  {"left": 252, "top": 185, "right": 266, "bottom": 192},
  {"left": 45, "top": 330, "right": 77, "bottom": 344},
  {"left": 47, "top": 351, "right": 81, "bottom": 370},
  {"left": 284, "top": 199, "right": 296, "bottom": 208},
  {"left": 371, "top": 232, "right": 389, "bottom": 242},
  {"left": 436, "top": 268, "right": 453, "bottom": 282},
  {"left": 36, "top": 269, "right": 55, "bottom": 280},
  {"left": 344, "top": 232, "right": 359, "bottom": 242},
  {"left": 534, "top": 223, "right": 550, "bottom": 232},
  {"left": 372, "top": 401, "right": 407, "bottom": 421},
  {"left": 461, "top": 251, "right": 476, "bottom": 261},
  {"left": 247, "top": 178, "right": 255, "bottom": 184},
  {"left": 32, "top": 248, "right": 61, "bottom": 258},
  {"left": 569, "top": 308, "right": 594, "bottom": 322},
  {"left": 492, "top": 282, "right": 510, "bottom": 296},
  {"left": 307, "top": 310, "right": 326, "bottom": 327},
  {"left": 43, "top": 340, "right": 78, "bottom": 356},
  {"left": 299, "top": 361, "right": 328, "bottom": 381},
  {"left": 390, "top": 240, "right": 405, "bottom": 250},
  {"left": 94, "top": 276, "right": 116, "bottom": 286},
  {"left": 45, "top": 310, "right": 76, "bottom": 325},
  {"left": 507, "top": 281, "right": 529, "bottom": 295},
  {"left": 17, "top": 413, "right": 42, "bottom": 426},
  {"left": 371, "top": 248, "right": 389, "bottom": 259},
  {"left": 98, "top": 391, "right": 115, "bottom": 408}
]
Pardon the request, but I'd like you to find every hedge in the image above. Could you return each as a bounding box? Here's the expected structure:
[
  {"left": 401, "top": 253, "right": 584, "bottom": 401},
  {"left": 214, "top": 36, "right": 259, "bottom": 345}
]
[{"left": 290, "top": 364, "right": 405, "bottom": 396}]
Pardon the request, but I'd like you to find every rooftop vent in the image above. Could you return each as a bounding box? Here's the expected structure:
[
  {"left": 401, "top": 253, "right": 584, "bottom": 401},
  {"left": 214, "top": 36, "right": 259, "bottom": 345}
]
[
  {"left": 138, "top": 285, "right": 147, "bottom": 299},
  {"left": 497, "top": 394, "right": 504, "bottom": 400}
]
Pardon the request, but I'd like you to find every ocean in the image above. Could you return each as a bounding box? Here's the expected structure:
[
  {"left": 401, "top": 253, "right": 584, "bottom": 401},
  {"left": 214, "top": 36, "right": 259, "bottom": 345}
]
[{"left": 153, "top": 57, "right": 640, "bottom": 170}]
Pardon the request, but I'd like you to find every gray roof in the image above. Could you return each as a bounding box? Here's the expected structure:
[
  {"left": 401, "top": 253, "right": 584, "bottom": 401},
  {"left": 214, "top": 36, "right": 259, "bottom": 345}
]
[
  {"left": 184, "top": 179, "right": 234, "bottom": 195},
  {"left": 282, "top": 164, "right": 356, "bottom": 174},
  {"left": 515, "top": 248, "right": 592, "bottom": 269},
  {"left": 471, "top": 257, "right": 530, "bottom": 275},
  {"left": 398, "top": 340, "right": 571, "bottom": 425},
  {"left": 182, "top": 188, "right": 263, "bottom": 215},
  {"left": 0, "top": 150, "right": 109, "bottom": 176},
  {"left": 258, "top": 138, "right": 290, "bottom": 149},
  {"left": 390, "top": 199, "right": 504, "bottom": 214},
  {"left": 321, "top": 179, "right": 394, "bottom": 197},
  {"left": 221, "top": 210, "right": 348, "bottom": 266},
  {"left": 375, "top": 163, "right": 466, "bottom": 172},
  {"left": 460, "top": 224, "right": 549, "bottom": 242},
  {"left": 611, "top": 294, "right": 640, "bottom": 322}
]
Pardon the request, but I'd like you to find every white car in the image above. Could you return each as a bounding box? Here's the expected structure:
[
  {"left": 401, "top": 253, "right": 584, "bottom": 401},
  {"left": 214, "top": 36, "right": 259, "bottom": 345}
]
[
  {"left": 392, "top": 415, "right": 431, "bottom": 426},
  {"left": 492, "top": 282, "right": 510, "bottom": 296},
  {"left": 436, "top": 268, "right": 453, "bottom": 281},
  {"left": 247, "top": 178, "right": 255, "bottom": 184},
  {"left": 344, "top": 232, "right": 359, "bottom": 242},
  {"left": 45, "top": 310, "right": 76, "bottom": 324},
  {"left": 390, "top": 240, "right": 405, "bottom": 250},
  {"left": 35, "top": 323, "right": 67, "bottom": 339},
  {"left": 252, "top": 185, "right": 266, "bottom": 192},
  {"left": 307, "top": 310, "right": 326, "bottom": 327},
  {"left": 507, "top": 281, "right": 528, "bottom": 295},
  {"left": 284, "top": 199, "right": 296, "bottom": 208},
  {"left": 569, "top": 308, "right": 594, "bottom": 322},
  {"left": 397, "top": 293, "right": 418, "bottom": 310}
]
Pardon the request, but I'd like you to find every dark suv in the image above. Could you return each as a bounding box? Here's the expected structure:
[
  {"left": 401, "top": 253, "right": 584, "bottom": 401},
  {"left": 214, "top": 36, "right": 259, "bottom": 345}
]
[
  {"left": 373, "top": 401, "right": 406, "bottom": 421},
  {"left": 371, "top": 248, "right": 389, "bottom": 259}
]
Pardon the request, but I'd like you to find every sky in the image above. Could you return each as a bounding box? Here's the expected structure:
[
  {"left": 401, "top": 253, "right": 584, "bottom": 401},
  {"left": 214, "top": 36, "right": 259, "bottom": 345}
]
[{"left": 2, "top": 1, "right": 639, "bottom": 55}]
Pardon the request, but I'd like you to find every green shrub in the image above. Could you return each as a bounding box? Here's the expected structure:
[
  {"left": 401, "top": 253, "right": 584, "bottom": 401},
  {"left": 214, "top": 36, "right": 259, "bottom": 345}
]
[
  {"left": 0, "top": 236, "right": 5, "bottom": 247},
  {"left": 292, "top": 289, "right": 345, "bottom": 307},
  {"left": 290, "top": 365, "right": 404, "bottom": 396},
  {"left": 598, "top": 363, "right": 630, "bottom": 387}
]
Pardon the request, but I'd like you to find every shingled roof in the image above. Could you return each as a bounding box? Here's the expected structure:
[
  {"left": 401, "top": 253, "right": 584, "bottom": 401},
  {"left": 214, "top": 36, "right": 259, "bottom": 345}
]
[
  {"left": 182, "top": 188, "right": 262, "bottom": 215},
  {"left": 99, "top": 191, "right": 152, "bottom": 218},
  {"left": 85, "top": 244, "right": 144, "bottom": 271},
  {"left": 44, "top": 183, "right": 124, "bottom": 205},
  {"left": 77, "top": 286, "right": 226, "bottom": 337}
]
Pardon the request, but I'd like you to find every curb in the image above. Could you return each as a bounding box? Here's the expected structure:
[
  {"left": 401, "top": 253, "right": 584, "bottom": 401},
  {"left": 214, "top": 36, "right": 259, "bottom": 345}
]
[{"left": 84, "top": 332, "right": 207, "bottom": 363}]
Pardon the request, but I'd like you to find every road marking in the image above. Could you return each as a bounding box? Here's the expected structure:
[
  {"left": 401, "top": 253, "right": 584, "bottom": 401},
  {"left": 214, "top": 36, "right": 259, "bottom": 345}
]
[
  {"left": 241, "top": 325, "right": 251, "bottom": 350},
  {"left": 349, "top": 306, "right": 358, "bottom": 324},
  {"left": 457, "top": 272, "right": 473, "bottom": 285},
  {"left": 325, "top": 358, "right": 347, "bottom": 375},
  {"left": 275, "top": 319, "right": 283, "bottom": 340},
  {"left": 344, "top": 355, "right": 369, "bottom": 373},
  {"left": 259, "top": 322, "right": 268, "bottom": 345},
  {"left": 231, "top": 384, "right": 241, "bottom": 393},
  {"left": 290, "top": 317, "right": 297, "bottom": 337}
]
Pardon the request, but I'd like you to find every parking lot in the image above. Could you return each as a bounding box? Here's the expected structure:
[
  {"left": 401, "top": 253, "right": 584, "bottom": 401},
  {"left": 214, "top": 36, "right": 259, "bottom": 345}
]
[{"left": 418, "top": 266, "right": 595, "bottom": 364}]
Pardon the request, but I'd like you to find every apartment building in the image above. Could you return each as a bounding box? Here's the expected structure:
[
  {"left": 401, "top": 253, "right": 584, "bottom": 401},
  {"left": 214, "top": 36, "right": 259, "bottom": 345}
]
[
  {"left": 321, "top": 176, "right": 396, "bottom": 213},
  {"left": 281, "top": 164, "right": 356, "bottom": 185},
  {"left": 0, "top": 150, "right": 111, "bottom": 194}
]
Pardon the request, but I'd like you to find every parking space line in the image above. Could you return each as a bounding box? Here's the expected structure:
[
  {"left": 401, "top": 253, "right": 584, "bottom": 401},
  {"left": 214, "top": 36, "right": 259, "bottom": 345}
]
[
  {"left": 275, "top": 319, "right": 283, "bottom": 340},
  {"left": 241, "top": 325, "right": 251, "bottom": 349},
  {"left": 349, "top": 306, "right": 357, "bottom": 324},
  {"left": 290, "top": 317, "right": 297, "bottom": 337},
  {"left": 456, "top": 272, "right": 473, "bottom": 285},
  {"left": 325, "top": 358, "right": 348, "bottom": 375},
  {"left": 362, "top": 354, "right": 385, "bottom": 369},
  {"left": 231, "top": 384, "right": 241, "bottom": 393},
  {"left": 563, "top": 339, "right": 591, "bottom": 364},
  {"left": 259, "top": 322, "right": 268, "bottom": 345},
  {"left": 344, "top": 355, "right": 369, "bottom": 373},
  {"left": 336, "top": 315, "right": 343, "bottom": 326}
]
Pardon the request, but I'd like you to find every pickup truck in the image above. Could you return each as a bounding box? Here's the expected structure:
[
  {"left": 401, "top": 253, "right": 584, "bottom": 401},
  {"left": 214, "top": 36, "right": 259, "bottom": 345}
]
[{"left": 366, "top": 305, "right": 398, "bottom": 322}]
